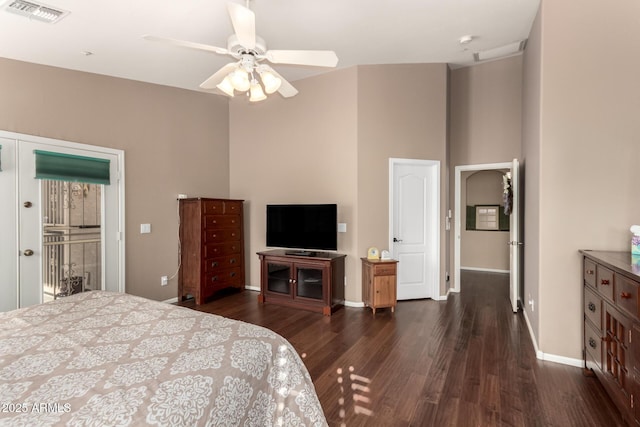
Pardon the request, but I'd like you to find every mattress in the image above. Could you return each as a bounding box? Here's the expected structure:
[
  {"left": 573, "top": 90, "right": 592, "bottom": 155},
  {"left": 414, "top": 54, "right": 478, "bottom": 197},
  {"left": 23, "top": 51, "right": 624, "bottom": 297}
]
[{"left": 0, "top": 291, "right": 327, "bottom": 426}]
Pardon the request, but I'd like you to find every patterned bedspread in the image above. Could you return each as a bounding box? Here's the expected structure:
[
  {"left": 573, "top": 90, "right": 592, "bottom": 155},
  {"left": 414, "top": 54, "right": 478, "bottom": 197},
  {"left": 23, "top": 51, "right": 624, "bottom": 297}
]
[{"left": 0, "top": 291, "right": 327, "bottom": 426}]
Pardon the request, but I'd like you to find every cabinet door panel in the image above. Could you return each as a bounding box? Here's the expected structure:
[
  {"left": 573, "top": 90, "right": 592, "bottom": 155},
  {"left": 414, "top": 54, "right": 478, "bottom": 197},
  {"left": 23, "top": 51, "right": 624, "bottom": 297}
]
[
  {"left": 295, "top": 266, "right": 324, "bottom": 300},
  {"left": 373, "top": 276, "right": 395, "bottom": 306},
  {"left": 266, "top": 262, "right": 291, "bottom": 295}
]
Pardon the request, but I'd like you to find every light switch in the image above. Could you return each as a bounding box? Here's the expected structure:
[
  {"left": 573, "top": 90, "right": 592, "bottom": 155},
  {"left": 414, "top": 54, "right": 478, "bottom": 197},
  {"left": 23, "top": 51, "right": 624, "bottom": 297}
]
[
  {"left": 338, "top": 223, "right": 347, "bottom": 233},
  {"left": 140, "top": 223, "right": 151, "bottom": 234}
]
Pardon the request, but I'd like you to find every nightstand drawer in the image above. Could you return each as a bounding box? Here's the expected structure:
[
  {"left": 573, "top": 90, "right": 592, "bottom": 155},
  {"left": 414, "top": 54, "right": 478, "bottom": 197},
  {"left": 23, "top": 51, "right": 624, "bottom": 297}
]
[
  {"left": 584, "top": 286, "right": 602, "bottom": 330},
  {"left": 373, "top": 263, "right": 396, "bottom": 276}
]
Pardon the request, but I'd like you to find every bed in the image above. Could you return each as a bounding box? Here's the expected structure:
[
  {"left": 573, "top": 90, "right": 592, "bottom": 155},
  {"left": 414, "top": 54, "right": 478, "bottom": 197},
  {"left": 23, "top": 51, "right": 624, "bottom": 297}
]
[{"left": 0, "top": 291, "right": 327, "bottom": 426}]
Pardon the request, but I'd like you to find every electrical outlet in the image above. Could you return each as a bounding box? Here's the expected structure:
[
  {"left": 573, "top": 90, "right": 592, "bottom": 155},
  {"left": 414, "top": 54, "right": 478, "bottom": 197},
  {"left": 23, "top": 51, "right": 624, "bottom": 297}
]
[{"left": 161, "top": 276, "right": 168, "bottom": 286}]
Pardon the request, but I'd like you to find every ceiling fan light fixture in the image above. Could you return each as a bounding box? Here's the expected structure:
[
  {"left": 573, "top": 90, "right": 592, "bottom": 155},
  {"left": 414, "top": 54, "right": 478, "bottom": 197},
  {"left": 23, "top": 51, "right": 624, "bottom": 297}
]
[
  {"left": 230, "top": 68, "right": 250, "bottom": 92},
  {"left": 249, "top": 79, "right": 267, "bottom": 102},
  {"left": 259, "top": 70, "right": 281, "bottom": 94},
  {"left": 216, "top": 75, "right": 235, "bottom": 97}
]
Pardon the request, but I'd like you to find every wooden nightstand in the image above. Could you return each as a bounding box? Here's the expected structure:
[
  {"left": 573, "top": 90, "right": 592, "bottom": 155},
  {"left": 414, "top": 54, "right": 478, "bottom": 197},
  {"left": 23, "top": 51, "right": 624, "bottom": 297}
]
[{"left": 361, "top": 258, "right": 398, "bottom": 315}]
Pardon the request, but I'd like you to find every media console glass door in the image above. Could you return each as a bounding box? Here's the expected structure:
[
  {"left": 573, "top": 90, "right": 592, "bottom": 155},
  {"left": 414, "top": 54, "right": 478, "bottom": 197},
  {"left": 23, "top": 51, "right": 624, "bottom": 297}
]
[
  {"left": 295, "top": 266, "right": 324, "bottom": 300},
  {"left": 266, "top": 262, "right": 291, "bottom": 295}
]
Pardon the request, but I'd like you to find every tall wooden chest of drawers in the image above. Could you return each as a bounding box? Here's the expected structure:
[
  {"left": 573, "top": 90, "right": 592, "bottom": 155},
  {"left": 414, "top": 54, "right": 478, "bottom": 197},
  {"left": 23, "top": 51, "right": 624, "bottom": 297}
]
[
  {"left": 179, "top": 198, "right": 245, "bottom": 304},
  {"left": 581, "top": 250, "right": 640, "bottom": 425}
]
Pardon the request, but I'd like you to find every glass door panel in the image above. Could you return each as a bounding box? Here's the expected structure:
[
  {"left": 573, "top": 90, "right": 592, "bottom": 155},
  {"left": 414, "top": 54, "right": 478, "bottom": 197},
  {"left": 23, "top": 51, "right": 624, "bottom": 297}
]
[
  {"left": 295, "top": 266, "right": 323, "bottom": 300},
  {"left": 266, "top": 262, "right": 291, "bottom": 295},
  {"left": 42, "top": 180, "right": 102, "bottom": 301}
]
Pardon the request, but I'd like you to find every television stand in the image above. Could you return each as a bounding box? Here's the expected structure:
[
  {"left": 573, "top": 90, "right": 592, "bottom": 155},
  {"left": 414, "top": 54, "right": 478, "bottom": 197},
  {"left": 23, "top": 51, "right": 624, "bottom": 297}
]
[{"left": 257, "top": 249, "right": 345, "bottom": 316}]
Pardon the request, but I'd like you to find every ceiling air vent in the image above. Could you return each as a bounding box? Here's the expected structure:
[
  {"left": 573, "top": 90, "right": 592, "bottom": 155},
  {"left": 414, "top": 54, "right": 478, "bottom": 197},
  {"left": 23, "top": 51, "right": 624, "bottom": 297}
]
[{"left": 3, "top": 0, "right": 69, "bottom": 23}]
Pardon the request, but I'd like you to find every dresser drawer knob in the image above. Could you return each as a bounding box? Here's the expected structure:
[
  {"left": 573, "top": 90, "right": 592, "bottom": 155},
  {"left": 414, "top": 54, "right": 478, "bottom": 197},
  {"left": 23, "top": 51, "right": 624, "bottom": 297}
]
[
  {"left": 211, "top": 262, "right": 218, "bottom": 267},
  {"left": 589, "top": 338, "right": 597, "bottom": 349},
  {"left": 230, "top": 272, "right": 236, "bottom": 278},
  {"left": 588, "top": 302, "right": 596, "bottom": 312},
  {"left": 230, "top": 259, "right": 236, "bottom": 264},
  {"left": 601, "top": 279, "right": 610, "bottom": 285},
  {"left": 621, "top": 292, "right": 632, "bottom": 299},
  {"left": 211, "top": 276, "right": 219, "bottom": 282}
]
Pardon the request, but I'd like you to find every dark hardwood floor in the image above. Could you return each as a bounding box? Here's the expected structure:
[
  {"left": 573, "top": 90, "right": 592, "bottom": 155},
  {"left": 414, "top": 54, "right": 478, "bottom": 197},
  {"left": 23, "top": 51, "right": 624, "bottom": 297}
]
[{"left": 178, "top": 270, "right": 625, "bottom": 426}]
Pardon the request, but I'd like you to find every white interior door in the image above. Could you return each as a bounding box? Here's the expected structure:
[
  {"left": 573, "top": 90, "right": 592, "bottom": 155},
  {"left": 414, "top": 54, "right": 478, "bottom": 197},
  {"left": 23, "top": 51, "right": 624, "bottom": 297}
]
[
  {"left": 508, "top": 158, "right": 521, "bottom": 313},
  {"left": 390, "top": 159, "right": 440, "bottom": 300},
  {"left": 17, "top": 139, "right": 124, "bottom": 308}
]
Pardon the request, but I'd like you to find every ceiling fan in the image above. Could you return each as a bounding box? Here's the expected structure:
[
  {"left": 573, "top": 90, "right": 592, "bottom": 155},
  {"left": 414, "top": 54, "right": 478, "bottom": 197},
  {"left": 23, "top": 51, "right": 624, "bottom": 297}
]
[{"left": 143, "top": 1, "right": 338, "bottom": 101}]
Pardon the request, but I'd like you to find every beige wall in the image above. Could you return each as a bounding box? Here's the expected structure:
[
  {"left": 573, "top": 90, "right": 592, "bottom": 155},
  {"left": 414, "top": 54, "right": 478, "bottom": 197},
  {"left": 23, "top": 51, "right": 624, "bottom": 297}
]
[
  {"left": 230, "top": 63, "right": 448, "bottom": 302},
  {"left": 522, "top": 4, "right": 542, "bottom": 346},
  {"left": 0, "top": 58, "right": 229, "bottom": 301},
  {"left": 526, "top": 0, "right": 640, "bottom": 359},
  {"left": 357, "top": 63, "right": 448, "bottom": 297},
  {"left": 461, "top": 170, "right": 510, "bottom": 271},
  {"left": 229, "top": 68, "right": 359, "bottom": 299},
  {"left": 448, "top": 56, "right": 523, "bottom": 287}
]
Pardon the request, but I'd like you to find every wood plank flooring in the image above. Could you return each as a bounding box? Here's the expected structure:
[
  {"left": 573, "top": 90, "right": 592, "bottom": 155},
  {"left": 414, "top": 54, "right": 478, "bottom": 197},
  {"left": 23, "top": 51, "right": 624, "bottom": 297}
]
[{"left": 178, "top": 270, "right": 625, "bottom": 426}]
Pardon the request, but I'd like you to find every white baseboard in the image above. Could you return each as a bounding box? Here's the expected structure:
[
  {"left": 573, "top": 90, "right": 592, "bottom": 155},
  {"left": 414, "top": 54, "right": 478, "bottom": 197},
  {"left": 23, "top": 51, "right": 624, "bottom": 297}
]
[
  {"left": 245, "top": 285, "right": 260, "bottom": 291},
  {"left": 461, "top": 266, "right": 509, "bottom": 274},
  {"left": 522, "top": 308, "right": 583, "bottom": 368},
  {"left": 163, "top": 297, "right": 178, "bottom": 304},
  {"left": 344, "top": 300, "right": 365, "bottom": 308}
]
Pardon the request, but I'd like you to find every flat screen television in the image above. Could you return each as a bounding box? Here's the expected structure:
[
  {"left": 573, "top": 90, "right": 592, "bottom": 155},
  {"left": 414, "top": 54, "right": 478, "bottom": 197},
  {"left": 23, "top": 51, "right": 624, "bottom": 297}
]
[{"left": 266, "top": 204, "right": 337, "bottom": 252}]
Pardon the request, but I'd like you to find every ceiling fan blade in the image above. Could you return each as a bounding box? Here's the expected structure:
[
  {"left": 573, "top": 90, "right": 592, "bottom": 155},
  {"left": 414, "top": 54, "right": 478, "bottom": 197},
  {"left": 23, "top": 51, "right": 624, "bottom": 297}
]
[
  {"left": 199, "top": 63, "right": 238, "bottom": 90},
  {"left": 142, "top": 34, "right": 228, "bottom": 55},
  {"left": 261, "top": 65, "right": 298, "bottom": 98},
  {"left": 265, "top": 50, "right": 338, "bottom": 67},
  {"left": 227, "top": 2, "right": 256, "bottom": 49}
]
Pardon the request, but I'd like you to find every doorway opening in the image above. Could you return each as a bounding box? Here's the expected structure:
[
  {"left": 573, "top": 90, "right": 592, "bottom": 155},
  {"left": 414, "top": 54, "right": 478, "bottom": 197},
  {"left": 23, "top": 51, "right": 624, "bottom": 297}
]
[{"left": 454, "top": 160, "right": 521, "bottom": 312}]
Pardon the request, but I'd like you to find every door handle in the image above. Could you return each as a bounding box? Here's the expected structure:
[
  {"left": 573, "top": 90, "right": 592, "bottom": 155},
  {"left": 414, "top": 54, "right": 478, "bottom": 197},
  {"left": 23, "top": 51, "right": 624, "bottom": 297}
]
[
  {"left": 23, "top": 249, "right": 34, "bottom": 256},
  {"left": 393, "top": 237, "right": 403, "bottom": 243}
]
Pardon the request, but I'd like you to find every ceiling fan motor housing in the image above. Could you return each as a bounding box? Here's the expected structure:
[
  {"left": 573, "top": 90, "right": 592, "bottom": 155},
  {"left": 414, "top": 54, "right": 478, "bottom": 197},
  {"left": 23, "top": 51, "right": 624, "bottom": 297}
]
[{"left": 227, "top": 34, "right": 267, "bottom": 57}]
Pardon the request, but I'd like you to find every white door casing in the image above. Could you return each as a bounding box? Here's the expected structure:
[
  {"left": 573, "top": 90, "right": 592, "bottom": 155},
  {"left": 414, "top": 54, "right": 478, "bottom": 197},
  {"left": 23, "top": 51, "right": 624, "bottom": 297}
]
[
  {"left": 0, "top": 131, "right": 125, "bottom": 311},
  {"left": 389, "top": 158, "right": 440, "bottom": 300},
  {"left": 0, "top": 138, "right": 18, "bottom": 312}
]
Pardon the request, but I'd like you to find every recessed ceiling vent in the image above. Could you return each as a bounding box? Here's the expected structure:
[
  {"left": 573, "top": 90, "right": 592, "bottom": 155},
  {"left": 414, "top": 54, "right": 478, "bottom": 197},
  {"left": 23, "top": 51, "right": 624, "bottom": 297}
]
[{"left": 3, "top": 0, "right": 69, "bottom": 23}]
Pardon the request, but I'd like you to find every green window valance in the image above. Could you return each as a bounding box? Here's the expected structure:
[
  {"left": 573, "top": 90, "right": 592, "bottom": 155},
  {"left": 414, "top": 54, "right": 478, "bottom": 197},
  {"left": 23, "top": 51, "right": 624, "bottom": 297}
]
[{"left": 34, "top": 150, "right": 110, "bottom": 185}]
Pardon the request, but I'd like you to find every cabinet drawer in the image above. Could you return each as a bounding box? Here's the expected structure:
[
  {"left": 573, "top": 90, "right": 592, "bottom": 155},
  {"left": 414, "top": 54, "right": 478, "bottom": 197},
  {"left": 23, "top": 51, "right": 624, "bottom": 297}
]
[
  {"left": 203, "top": 200, "right": 224, "bottom": 214},
  {"left": 584, "top": 258, "right": 597, "bottom": 288},
  {"left": 205, "top": 215, "right": 241, "bottom": 229},
  {"left": 224, "top": 201, "right": 242, "bottom": 214},
  {"left": 373, "top": 263, "right": 396, "bottom": 276},
  {"left": 616, "top": 275, "right": 639, "bottom": 318},
  {"left": 205, "top": 266, "right": 243, "bottom": 289},
  {"left": 205, "top": 242, "right": 242, "bottom": 257},
  {"left": 584, "top": 320, "right": 602, "bottom": 370},
  {"left": 205, "top": 254, "right": 242, "bottom": 273},
  {"left": 584, "top": 286, "right": 602, "bottom": 330},
  {"left": 204, "top": 228, "right": 241, "bottom": 243},
  {"left": 597, "top": 266, "right": 615, "bottom": 302}
]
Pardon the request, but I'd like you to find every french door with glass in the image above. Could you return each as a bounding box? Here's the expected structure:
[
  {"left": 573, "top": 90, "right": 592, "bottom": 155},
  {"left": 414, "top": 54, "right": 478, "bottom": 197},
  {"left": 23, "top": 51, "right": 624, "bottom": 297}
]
[{"left": 0, "top": 133, "right": 124, "bottom": 311}]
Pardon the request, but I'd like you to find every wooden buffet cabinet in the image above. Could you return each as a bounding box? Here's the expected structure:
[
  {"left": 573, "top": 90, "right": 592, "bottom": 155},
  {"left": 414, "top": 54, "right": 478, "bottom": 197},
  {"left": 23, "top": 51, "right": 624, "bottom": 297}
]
[
  {"left": 582, "top": 250, "right": 640, "bottom": 425},
  {"left": 361, "top": 258, "right": 398, "bottom": 315},
  {"left": 257, "top": 250, "right": 345, "bottom": 316},
  {"left": 179, "top": 198, "right": 245, "bottom": 304}
]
